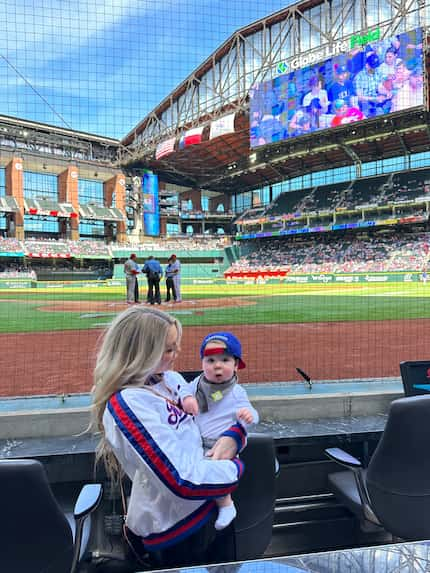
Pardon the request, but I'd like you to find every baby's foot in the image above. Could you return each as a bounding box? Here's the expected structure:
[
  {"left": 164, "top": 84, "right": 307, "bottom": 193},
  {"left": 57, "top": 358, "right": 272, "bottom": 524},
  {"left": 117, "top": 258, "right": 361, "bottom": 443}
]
[{"left": 214, "top": 503, "right": 237, "bottom": 530}]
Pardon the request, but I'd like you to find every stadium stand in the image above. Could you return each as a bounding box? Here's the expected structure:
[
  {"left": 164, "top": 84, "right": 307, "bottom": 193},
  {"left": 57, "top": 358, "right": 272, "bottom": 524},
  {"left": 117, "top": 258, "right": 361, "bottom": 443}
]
[
  {"left": 229, "top": 230, "right": 430, "bottom": 274},
  {"left": 234, "top": 207, "right": 266, "bottom": 223},
  {"left": 0, "top": 238, "right": 24, "bottom": 253},
  {"left": 385, "top": 170, "right": 430, "bottom": 203},
  {"left": 336, "top": 175, "right": 390, "bottom": 209},
  {"left": 238, "top": 169, "right": 430, "bottom": 234},
  {"left": 312, "top": 182, "right": 352, "bottom": 212},
  {"left": 265, "top": 189, "right": 309, "bottom": 216},
  {"left": 111, "top": 236, "right": 229, "bottom": 253},
  {"left": 0, "top": 266, "right": 36, "bottom": 279},
  {"left": 25, "top": 239, "right": 73, "bottom": 258},
  {"left": 23, "top": 239, "right": 111, "bottom": 258}
]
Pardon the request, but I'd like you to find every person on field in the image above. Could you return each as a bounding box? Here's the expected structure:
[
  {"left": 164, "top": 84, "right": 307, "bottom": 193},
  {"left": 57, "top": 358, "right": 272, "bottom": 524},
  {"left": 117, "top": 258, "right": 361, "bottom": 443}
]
[
  {"left": 165, "top": 255, "right": 177, "bottom": 302},
  {"left": 168, "top": 254, "right": 182, "bottom": 302},
  {"left": 124, "top": 253, "right": 140, "bottom": 304},
  {"left": 143, "top": 255, "right": 163, "bottom": 305}
]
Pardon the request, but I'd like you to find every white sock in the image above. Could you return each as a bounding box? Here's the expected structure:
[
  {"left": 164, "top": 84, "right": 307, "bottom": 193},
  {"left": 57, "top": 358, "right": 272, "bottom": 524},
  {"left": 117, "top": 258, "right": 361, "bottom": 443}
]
[{"left": 214, "top": 502, "right": 237, "bottom": 530}]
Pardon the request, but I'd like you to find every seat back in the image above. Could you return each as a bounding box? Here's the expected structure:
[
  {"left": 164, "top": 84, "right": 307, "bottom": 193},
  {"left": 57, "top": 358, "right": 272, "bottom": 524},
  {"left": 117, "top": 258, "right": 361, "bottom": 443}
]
[
  {"left": 399, "top": 360, "right": 430, "bottom": 397},
  {"left": 179, "top": 370, "right": 201, "bottom": 383},
  {"left": 231, "top": 433, "right": 277, "bottom": 560},
  {"left": 0, "top": 458, "right": 73, "bottom": 573},
  {"left": 366, "top": 395, "right": 430, "bottom": 540}
]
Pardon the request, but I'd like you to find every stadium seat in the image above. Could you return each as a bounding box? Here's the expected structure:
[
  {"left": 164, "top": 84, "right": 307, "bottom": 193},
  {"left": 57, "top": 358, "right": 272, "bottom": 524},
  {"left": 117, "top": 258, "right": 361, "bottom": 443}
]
[
  {"left": 0, "top": 458, "right": 103, "bottom": 573},
  {"left": 399, "top": 360, "right": 430, "bottom": 397},
  {"left": 325, "top": 395, "right": 430, "bottom": 540},
  {"left": 116, "top": 434, "right": 277, "bottom": 570},
  {"left": 179, "top": 370, "right": 201, "bottom": 383},
  {"left": 232, "top": 433, "right": 277, "bottom": 560}
]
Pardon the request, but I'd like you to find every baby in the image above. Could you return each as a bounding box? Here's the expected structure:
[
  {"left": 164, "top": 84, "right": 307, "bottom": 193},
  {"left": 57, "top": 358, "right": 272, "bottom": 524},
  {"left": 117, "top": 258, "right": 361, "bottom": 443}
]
[{"left": 181, "top": 331, "right": 259, "bottom": 530}]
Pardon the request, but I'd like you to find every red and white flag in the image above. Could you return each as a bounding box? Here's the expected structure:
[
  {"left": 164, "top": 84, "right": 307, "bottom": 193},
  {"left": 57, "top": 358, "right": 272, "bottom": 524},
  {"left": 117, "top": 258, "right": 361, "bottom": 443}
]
[
  {"left": 155, "top": 137, "right": 176, "bottom": 160},
  {"left": 180, "top": 126, "right": 204, "bottom": 148},
  {"left": 209, "top": 113, "right": 236, "bottom": 139}
]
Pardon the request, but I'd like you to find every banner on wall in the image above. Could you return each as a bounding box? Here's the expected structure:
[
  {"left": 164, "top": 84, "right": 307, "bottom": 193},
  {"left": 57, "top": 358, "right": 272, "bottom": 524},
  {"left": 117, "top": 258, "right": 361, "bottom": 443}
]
[
  {"left": 209, "top": 113, "right": 236, "bottom": 139},
  {"left": 155, "top": 137, "right": 176, "bottom": 160},
  {"left": 179, "top": 126, "right": 204, "bottom": 148},
  {"left": 142, "top": 172, "right": 160, "bottom": 236}
]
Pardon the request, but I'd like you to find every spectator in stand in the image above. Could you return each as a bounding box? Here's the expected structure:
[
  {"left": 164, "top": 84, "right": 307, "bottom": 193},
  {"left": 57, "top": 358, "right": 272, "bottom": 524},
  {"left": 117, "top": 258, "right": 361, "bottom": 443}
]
[
  {"left": 143, "top": 255, "right": 163, "bottom": 305},
  {"left": 124, "top": 253, "right": 140, "bottom": 304},
  {"left": 354, "top": 53, "right": 386, "bottom": 117},
  {"left": 379, "top": 47, "right": 399, "bottom": 86},
  {"left": 302, "top": 75, "right": 329, "bottom": 129},
  {"left": 330, "top": 99, "right": 364, "bottom": 127},
  {"left": 226, "top": 231, "right": 430, "bottom": 275},
  {"left": 328, "top": 64, "right": 357, "bottom": 111},
  {"left": 391, "top": 67, "right": 423, "bottom": 112},
  {"left": 91, "top": 306, "right": 244, "bottom": 569},
  {"left": 288, "top": 109, "right": 312, "bottom": 136}
]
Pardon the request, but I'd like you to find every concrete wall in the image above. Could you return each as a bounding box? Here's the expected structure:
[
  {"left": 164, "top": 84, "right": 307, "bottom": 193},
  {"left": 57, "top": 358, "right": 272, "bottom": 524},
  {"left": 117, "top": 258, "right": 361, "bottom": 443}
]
[{"left": 0, "top": 388, "right": 403, "bottom": 440}]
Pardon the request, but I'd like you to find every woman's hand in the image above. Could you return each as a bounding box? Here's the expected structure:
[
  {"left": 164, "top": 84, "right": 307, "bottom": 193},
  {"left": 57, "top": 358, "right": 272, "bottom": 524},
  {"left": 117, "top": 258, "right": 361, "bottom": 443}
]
[{"left": 206, "top": 436, "right": 238, "bottom": 460}]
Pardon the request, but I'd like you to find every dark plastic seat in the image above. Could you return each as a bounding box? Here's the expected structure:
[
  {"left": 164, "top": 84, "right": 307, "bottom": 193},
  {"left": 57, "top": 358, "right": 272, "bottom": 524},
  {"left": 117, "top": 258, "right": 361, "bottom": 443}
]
[
  {"left": 232, "top": 433, "right": 277, "bottom": 560},
  {"left": 399, "top": 360, "right": 430, "bottom": 396},
  {"left": 325, "top": 395, "right": 430, "bottom": 540},
  {"left": 0, "top": 458, "right": 103, "bottom": 573},
  {"left": 179, "top": 370, "right": 201, "bottom": 383}
]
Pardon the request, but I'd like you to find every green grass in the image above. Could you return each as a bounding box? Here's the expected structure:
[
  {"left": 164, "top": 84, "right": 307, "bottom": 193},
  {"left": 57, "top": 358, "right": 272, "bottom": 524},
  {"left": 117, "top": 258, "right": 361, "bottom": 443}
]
[
  {"left": 1, "top": 281, "right": 430, "bottom": 333},
  {"left": 0, "top": 283, "right": 430, "bottom": 333},
  {"left": 0, "top": 300, "right": 116, "bottom": 333}
]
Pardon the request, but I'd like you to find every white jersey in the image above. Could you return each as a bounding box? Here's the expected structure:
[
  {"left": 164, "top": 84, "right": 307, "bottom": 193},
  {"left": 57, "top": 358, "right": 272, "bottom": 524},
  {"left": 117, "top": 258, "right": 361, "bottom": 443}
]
[
  {"left": 124, "top": 258, "right": 139, "bottom": 276},
  {"left": 103, "top": 371, "right": 245, "bottom": 551},
  {"left": 184, "top": 376, "right": 259, "bottom": 440}
]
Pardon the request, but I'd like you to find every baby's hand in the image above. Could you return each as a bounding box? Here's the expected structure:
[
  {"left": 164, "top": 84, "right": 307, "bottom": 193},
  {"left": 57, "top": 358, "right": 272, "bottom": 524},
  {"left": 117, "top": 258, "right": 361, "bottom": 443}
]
[
  {"left": 237, "top": 407, "right": 253, "bottom": 425},
  {"left": 182, "top": 396, "right": 199, "bottom": 416}
]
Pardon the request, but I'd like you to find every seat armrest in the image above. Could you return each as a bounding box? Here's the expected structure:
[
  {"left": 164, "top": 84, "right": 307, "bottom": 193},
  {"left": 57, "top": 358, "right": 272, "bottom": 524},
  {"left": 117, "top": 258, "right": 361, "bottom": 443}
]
[
  {"left": 74, "top": 484, "right": 103, "bottom": 520},
  {"left": 71, "top": 484, "right": 103, "bottom": 573},
  {"left": 325, "top": 447, "right": 362, "bottom": 469},
  {"left": 274, "top": 457, "right": 280, "bottom": 477},
  {"left": 325, "top": 449, "right": 380, "bottom": 525}
]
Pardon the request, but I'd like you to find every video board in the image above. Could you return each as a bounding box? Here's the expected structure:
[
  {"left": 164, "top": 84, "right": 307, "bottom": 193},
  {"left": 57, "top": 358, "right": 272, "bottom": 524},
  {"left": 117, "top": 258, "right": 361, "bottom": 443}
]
[{"left": 250, "top": 28, "right": 424, "bottom": 148}]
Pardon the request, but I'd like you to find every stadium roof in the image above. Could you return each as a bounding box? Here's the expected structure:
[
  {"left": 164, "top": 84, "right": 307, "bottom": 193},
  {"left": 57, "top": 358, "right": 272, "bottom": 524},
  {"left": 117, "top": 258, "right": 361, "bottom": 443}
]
[
  {"left": 117, "top": 0, "right": 428, "bottom": 195},
  {"left": 120, "top": 108, "right": 430, "bottom": 195}
]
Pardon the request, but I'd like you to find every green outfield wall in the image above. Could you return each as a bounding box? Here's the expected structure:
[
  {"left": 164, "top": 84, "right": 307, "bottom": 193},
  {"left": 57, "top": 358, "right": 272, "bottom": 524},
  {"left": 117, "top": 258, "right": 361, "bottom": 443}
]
[
  {"left": 113, "top": 262, "right": 226, "bottom": 280},
  {"left": 0, "top": 271, "right": 425, "bottom": 290},
  {"left": 225, "top": 271, "right": 424, "bottom": 284}
]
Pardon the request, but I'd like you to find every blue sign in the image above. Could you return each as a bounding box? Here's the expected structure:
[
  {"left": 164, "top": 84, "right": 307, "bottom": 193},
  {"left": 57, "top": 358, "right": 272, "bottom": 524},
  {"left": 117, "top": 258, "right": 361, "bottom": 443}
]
[{"left": 142, "top": 172, "right": 160, "bottom": 236}]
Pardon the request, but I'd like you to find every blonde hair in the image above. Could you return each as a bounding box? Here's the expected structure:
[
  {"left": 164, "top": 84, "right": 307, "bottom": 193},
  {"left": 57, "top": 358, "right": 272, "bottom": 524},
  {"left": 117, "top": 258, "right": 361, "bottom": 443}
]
[{"left": 91, "top": 305, "right": 182, "bottom": 481}]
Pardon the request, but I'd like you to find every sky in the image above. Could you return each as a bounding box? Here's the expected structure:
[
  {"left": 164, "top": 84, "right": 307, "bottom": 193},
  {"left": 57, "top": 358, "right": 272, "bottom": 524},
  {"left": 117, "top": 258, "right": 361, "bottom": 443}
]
[{"left": 0, "top": 0, "right": 288, "bottom": 139}]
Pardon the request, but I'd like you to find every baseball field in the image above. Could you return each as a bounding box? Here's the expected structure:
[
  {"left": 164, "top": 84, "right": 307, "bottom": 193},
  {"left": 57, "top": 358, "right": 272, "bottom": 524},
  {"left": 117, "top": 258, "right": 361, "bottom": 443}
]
[{"left": 2, "top": 277, "right": 430, "bottom": 397}]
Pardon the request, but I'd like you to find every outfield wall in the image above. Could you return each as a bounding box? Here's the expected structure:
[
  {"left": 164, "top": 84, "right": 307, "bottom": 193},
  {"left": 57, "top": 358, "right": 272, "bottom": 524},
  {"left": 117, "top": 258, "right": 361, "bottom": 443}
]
[
  {"left": 113, "top": 262, "right": 226, "bottom": 280},
  {"left": 0, "top": 271, "right": 426, "bottom": 290}
]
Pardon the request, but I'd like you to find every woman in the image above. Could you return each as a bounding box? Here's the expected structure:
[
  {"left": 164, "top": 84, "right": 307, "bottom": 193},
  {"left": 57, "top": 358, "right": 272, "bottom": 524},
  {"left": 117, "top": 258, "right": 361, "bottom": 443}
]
[
  {"left": 91, "top": 306, "right": 245, "bottom": 569},
  {"left": 164, "top": 255, "right": 177, "bottom": 302}
]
